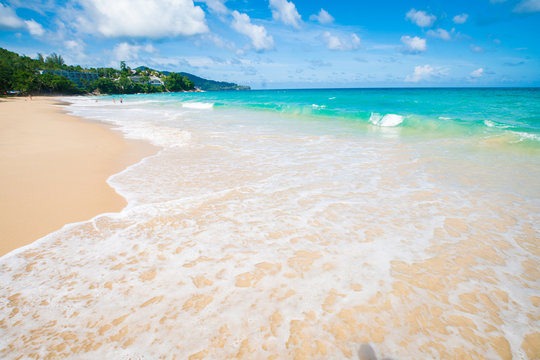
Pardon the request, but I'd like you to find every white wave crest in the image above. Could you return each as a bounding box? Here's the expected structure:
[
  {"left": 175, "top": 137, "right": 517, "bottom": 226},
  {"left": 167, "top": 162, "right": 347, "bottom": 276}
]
[
  {"left": 484, "top": 120, "right": 510, "bottom": 129},
  {"left": 182, "top": 102, "right": 214, "bottom": 110},
  {"left": 369, "top": 113, "right": 404, "bottom": 127},
  {"left": 510, "top": 131, "right": 540, "bottom": 143}
]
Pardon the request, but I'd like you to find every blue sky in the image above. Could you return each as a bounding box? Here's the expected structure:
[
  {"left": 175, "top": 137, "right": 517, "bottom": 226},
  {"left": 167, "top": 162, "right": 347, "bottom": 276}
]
[{"left": 1, "top": 0, "right": 539, "bottom": 88}]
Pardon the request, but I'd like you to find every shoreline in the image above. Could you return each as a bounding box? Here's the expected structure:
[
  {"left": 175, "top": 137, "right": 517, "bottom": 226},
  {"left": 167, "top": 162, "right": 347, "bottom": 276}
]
[{"left": 0, "top": 96, "right": 158, "bottom": 257}]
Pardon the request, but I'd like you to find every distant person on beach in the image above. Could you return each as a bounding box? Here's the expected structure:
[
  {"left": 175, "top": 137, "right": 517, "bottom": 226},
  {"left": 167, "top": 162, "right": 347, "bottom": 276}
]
[
  {"left": 120, "top": 98, "right": 123, "bottom": 104},
  {"left": 113, "top": 98, "right": 116, "bottom": 104}
]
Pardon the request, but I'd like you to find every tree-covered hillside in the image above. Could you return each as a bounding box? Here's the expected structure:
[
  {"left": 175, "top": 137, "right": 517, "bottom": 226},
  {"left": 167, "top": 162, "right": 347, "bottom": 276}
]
[
  {"left": 179, "top": 72, "right": 250, "bottom": 91},
  {"left": 0, "top": 48, "right": 86, "bottom": 94},
  {"left": 0, "top": 48, "right": 248, "bottom": 95},
  {"left": 134, "top": 67, "right": 250, "bottom": 91}
]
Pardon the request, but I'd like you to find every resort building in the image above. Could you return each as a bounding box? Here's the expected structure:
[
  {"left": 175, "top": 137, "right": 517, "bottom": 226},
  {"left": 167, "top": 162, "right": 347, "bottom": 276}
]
[
  {"left": 131, "top": 75, "right": 164, "bottom": 86},
  {"left": 39, "top": 69, "right": 98, "bottom": 87}
]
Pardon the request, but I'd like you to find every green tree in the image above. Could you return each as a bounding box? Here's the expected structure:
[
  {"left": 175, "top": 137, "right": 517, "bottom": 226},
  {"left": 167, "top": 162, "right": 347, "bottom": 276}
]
[
  {"left": 0, "top": 63, "right": 13, "bottom": 92},
  {"left": 164, "top": 73, "right": 194, "bottom": 92},
  {"left": 45, "top": 53, "right": 65, "bottom": 68},
  {"left": 120, "top": 61, "right": 131, "bottom": 75},
  {"left": 92, "top": 77, "right": 120, "bottom": 94}
]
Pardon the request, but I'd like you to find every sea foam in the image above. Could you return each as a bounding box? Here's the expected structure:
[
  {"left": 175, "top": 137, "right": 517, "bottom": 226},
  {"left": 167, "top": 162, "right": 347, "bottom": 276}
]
[
  {"left": 182, "top": 102, "right": 214, "bottom": 110},
  {"left": 369, "top": 112, "right": 404, "bottom": 127}
]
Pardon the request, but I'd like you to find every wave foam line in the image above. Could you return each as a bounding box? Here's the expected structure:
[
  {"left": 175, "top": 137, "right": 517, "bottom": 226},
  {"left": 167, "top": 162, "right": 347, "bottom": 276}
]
[{"left": 182, "top": 102, "right": 214, "bottom": 110}]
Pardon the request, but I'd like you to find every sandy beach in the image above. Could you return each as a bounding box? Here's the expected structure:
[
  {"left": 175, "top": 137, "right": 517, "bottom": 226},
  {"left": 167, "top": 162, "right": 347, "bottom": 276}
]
[{"left": 0, "top": 97, "right": 157, "bottom": 256}]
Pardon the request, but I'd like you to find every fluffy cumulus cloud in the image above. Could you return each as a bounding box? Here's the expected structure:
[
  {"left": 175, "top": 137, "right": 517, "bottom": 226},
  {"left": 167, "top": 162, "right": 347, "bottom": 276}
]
[
  {"left": 322, "top": 31, "right": 360, "bottom": 51},
  {"left": 427, "top": 28, "right": 452, "bottom": 41},
  {"left": 406, "top": 9, "right": 436, "bottom": 27},
  {"left": 76, "top": 0, "right": 208, "bottom": 38},
  {"left": 514, "top": 0, "right": 540, "bottom": 13},
  {"left": 0, "top": 4, "right": 44, "bottom": 36},
  {"left": 470, "top": 68, "right": 484, "bottom": 78},
  {"left": 231, "top": 11, "right": 274, "bottom": 51},
  {"left": 309, "top": 9, "right": 334, "bottom": 24},
  {"left": 269, "top": 0, "right": 301, "bottom": 28},
  {"left": 24, "top": 19, "right": 44, "bottom": 36},
  {"left": 453, "top": 14, "right": 469, "bottom": 24},
  {"left": 405, "top": 64, "right": 439, "bottom": 82},
  {"left": 401, "top": 35, "right": 427, "bottom": 54}
]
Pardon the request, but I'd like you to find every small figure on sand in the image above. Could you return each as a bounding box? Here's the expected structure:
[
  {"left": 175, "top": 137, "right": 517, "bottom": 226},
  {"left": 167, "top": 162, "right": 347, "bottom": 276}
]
[
  {"left": 113, "top": 98, "right": 116, "bottom": 104},
  {"left": 120, "top": 97, "right": 123, "bottom": 104}
]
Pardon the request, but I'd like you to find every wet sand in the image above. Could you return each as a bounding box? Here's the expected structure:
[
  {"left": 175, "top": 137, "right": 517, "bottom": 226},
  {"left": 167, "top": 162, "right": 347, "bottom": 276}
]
[{"left": 0, "top": 97, "right": 157, "bottom": 256}]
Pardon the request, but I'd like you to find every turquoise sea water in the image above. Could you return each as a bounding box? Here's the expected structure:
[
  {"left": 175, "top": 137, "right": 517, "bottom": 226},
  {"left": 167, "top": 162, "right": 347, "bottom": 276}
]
[
  {"left": 119, "top": 87, "right": 540, "bottom": 143},
  {"left": 1, "top": 88, "right": 539, "bottom": 359}
]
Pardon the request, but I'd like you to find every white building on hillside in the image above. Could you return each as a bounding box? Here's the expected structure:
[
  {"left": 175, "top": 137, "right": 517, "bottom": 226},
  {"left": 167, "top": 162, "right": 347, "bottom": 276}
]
[{"left": 131, "top": 75, "right": 163, "bottom": 86}]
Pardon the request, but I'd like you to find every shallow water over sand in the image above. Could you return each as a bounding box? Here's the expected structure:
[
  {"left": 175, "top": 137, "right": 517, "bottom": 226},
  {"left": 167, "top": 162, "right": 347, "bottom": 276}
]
[{"left": 1, "top": 90, "right": 539, "bottom": 359}]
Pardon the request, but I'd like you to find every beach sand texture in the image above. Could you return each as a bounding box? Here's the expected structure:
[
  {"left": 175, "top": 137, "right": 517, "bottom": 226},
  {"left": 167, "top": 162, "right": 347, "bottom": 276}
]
[{"left": 0, "top": 97, "right": 156, "bottom": 256}]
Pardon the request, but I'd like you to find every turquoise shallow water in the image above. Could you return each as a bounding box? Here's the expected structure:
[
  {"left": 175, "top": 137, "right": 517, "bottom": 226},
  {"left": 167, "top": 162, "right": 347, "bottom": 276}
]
[
  {"left": 1, "top": 88, "right": 539, "bottom": 359},
  {"left": 116, "top": 87, "right": 540, "bottom": 145}
]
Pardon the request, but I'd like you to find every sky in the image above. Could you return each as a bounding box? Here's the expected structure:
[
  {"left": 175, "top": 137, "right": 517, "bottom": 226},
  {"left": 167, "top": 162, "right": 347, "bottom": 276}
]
[{"left": 0, "top": 0, "right": 539, "bottom": 89}]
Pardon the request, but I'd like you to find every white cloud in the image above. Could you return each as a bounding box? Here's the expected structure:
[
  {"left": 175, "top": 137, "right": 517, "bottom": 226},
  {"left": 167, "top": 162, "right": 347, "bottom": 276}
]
[
  {"left": 65, "top": 40, "right": 83, "bottom": 51},
  {"left": 309, "top": 9, "right": 334, "bottom": 24},
  {"left": 76, "top": 0, "right": 208, "bottom": 38},
  {"left": 470, "top": 68, "right": 484, "bottom": 78},
  {"left": 24, "top": 19, "right": 44, "bottom": 36},
  {"left": 427, "top": 28, "right": 452, "bottom": 41},
  {"left": 514, "top": 0, "right": 540, "bottom": 13},
  {"left": 269, "top": 0, "right": 301, "bottom": 28},
  {"left": 231, "top": 11, "right": 274, "bottom": 51},
  {"left": 0, "top": 4, "right": 45, "bottom": 37},
  {"left": 401, "top": 35, "right": 427, "bottom": 54},
  {"left": 200, "top": 0, "right": 228, "bottom": 14},
  {"left": 406, "top": 9, "right": 436, "bottom": 27},
  {"left": 113, "top": 42, "right": 156, "bottom": 61},
  {"left": 453, "top": 14, "right": 469, "bottom": 24},
  {"left": 322, "top": 31, "right": 360, "bottom": 51},
  {"left": 470, "top": 44, "right": 484, "bottom": 53},
  {"left": 200, "top": 33, "right": 236, "bottom": 50},
  {"left": 351, "top": 33, "right": 361, "bottom": 48},
  {"left": 404, "top": 64, "right": 447, "bottom": 82},
  {"left": 63, "top": 39, "right": 89, "bottom": 62},
  {"left": 405, "top": 65, "right": 434, "bottom": 82},
  {"left": 0, "top": 3, "right": 24, "bottom": 29}
]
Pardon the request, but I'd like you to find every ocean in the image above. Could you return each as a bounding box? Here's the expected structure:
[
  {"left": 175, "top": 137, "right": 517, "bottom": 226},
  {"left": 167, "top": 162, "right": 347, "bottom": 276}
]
[{"left": 1, "top": 88, "right": 539, "bottom": 359}]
